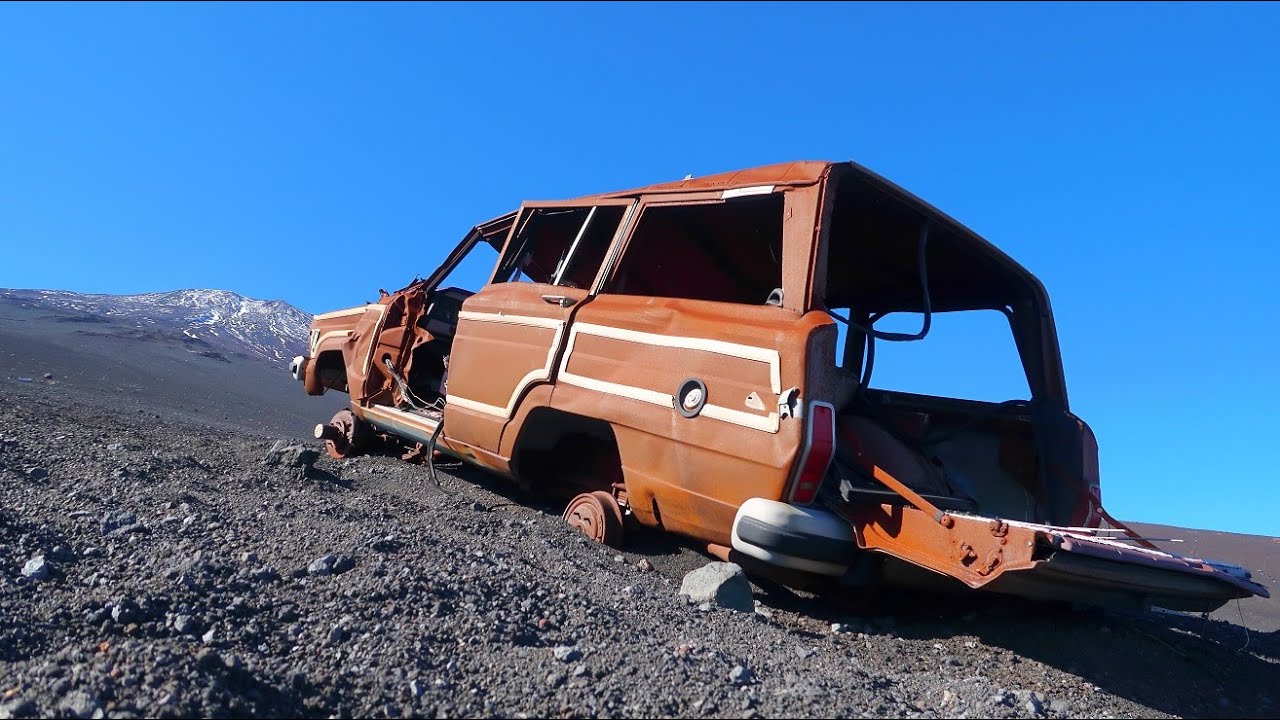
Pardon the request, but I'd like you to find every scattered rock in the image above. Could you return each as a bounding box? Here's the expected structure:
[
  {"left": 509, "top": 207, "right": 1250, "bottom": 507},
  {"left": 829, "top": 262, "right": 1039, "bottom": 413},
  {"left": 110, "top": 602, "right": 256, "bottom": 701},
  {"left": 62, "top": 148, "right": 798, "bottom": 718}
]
[
  {"left": 173, "top": 614, "right": 198, "bottom": 635},
  {"left": 0, "top": 698, "right": 37, "bottom": 719},
  {"left": 552, "top": 646, "right": 581, "bottom": 663},
  {"left": 332, "top": 555, "right": 356, "bottom": 575},
  {"left": 25, "top": 466, "right": 48, "bottom": 480},
  {"left": 100, "top": 510, "right": 137, "bottom": 535},
  {"left": 636, "top": 558, "right": 654, "bottom": 572},
  {"left": 262, "top": 440, "right": 320, "bottom": 469},
  {"left": 111, "top": 598, "right": 140, "bottom": 624},
  {"left": 678, "top": 562, "right": 754, "bottom": 612},
  {"left": 21, "top": 556, "right": 49, "bottom": 581},
  {"left": 59, "top": 691, "right": 98, "bottom": 719},
  {"left": 308, "top": 554, "right": 337, "bottom": 576},
  {"left": 327, "top": 624, "right": 346, "bottom": 645},
  {"left": 729, "top": 665, "right": 754, "bottom": 685}
]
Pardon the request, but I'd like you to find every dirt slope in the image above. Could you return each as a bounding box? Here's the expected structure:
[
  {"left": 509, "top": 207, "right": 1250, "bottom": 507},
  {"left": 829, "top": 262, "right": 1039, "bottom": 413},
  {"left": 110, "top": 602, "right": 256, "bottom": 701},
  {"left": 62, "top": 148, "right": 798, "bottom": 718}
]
[{"left": 0, "top": 312, "right": 1276, "bottom": 719}]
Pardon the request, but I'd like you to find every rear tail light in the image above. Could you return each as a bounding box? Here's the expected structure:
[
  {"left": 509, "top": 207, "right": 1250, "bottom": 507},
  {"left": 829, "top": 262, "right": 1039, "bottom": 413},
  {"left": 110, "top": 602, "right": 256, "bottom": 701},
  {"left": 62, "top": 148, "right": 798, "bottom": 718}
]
[{"left": 788, "top": 401, "right": 836, "bottom": 505}]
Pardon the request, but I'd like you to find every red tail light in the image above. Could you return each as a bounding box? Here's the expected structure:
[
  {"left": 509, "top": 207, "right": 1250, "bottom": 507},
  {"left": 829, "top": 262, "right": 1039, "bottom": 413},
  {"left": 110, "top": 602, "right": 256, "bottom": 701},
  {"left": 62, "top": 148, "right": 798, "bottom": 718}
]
[{"left": 788, "top": 401, "right": 835, "bottom": 505}]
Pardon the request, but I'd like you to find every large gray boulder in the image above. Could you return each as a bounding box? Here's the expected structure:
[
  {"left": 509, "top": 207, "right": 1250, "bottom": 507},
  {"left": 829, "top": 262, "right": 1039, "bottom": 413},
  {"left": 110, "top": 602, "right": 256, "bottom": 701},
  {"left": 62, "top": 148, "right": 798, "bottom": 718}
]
[{"left": 678, "top": 562, "right": 754, "bottom": 612}]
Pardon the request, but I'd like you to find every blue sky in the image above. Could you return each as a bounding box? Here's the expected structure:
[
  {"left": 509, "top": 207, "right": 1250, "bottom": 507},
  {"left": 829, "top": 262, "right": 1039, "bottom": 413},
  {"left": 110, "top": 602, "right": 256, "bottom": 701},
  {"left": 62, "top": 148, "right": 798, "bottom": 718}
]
[{"left": 2, "top": 2, "right": 1277, "bottom": 536}]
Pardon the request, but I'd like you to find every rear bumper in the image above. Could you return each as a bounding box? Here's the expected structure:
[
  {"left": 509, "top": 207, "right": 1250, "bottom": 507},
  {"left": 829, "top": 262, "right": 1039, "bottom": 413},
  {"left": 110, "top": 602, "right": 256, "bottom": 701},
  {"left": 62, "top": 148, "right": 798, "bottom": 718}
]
[{"left": 731, "top": 498, "right": 857, "bottom": 576}]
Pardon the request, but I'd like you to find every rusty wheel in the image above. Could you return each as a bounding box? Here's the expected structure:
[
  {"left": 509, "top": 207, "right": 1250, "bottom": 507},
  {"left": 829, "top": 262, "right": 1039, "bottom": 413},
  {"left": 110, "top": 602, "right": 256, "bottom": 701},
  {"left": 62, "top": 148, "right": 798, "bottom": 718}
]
[
  {"left": 314, "top": 408, "right": 367, "bottom": 460},
  {"left": 563, "top": 491, "right": 625, "bottom": 548}
]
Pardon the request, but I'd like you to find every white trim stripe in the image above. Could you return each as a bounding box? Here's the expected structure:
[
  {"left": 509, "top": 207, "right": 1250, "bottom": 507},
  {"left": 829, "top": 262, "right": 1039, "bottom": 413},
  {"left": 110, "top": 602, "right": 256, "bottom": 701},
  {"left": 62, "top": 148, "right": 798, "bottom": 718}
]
[
  {"left": 360, "top": 304, "right": 390, "bottom": 376},
  {"left": 559, "top": 372, "right": 675, "bottom": 408},
  {"left": 457, "top": 310, "right": 564, "bottom": 330},
  {"left": 701, "top": 404, "right": 780, "bottom": 433},
  {"left": 567, "top": 322, "right": 781, "bottom": 394},
  {"left": 722, "top": 185, "right": 775, "bottom": 199},
  {"left": 446, "top": 314, "right": 566, "bottom": 418},
  {"left": 556, "top": 322, "right": 784, "bottom": 434},
  {"left": 313, "top": 305, "right": 370, "bottom": 321},
  {"left": 311, "top": 330, "right": 352, "bottom": 354}
]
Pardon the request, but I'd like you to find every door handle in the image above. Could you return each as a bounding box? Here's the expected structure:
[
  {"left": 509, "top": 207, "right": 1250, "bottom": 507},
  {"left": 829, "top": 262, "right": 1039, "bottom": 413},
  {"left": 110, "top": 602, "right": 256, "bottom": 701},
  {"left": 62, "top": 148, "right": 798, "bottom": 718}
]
[{"left": 541, "top": 294, "right": 578, "bottom": 308}]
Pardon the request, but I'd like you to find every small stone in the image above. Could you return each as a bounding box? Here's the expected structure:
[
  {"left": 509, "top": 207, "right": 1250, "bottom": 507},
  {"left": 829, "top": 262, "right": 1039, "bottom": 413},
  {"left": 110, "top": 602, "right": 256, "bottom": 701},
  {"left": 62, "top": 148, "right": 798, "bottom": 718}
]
[
  {"left": 240, "top": 551, "right": 259, "bottom": 564},
  {"left": 728, "top": 665, "right": 753, "bottom": 685},
  {"left": 201, "top": 628, "right": 215, "bottom": 644},
  {"left": 831, "top": 622, "right": 847, "bottom": 633},
  {"left": 636, "top": 558, "right": 654, "bottom": 572},
  {"left": 964, "top": 641, "right": 977, "bottom": 649},
  {"left": 571, "top": 664, "right": 587, "bottom": 677},
  {"left": 0, "top": 698, "right": 36, "bottom": 719},
  {"left": 100, "top": 510, "right": 137, "bottom": 535},
  {"left": 697, "top": 602, "right": 712, "bottom": 612},
  {"left": 196, "top": 649, "right": 219, "bottom": 669},
  {"left": 552, "top": 645, "right": 581, "bottom": 663},
  {"left": 469, "top": 501, "right": 486, "bottom": 512},
  {"left": 21, "top": 556, "right": 49, "bottom": 581},
  {"left": 327, "top": 625, "right": 345, "bottom": 645},
  {"left": 111, "top": 599, "right": 139, "bottom": 624},
  {"left": 42, "top": 372, "right": 53, "bottom": 379},
  {"left": 252, "top": 566, "right": 280, "bottom": 583},
  {"left": 263, "top": 440, "right": 320, "bottom": 469},
  {"left": 59, "top": 691, "right": 97, "bottom": 719},
  {"left": 942, "top": 690, "right": 955, "bottom": 707},
  {"left": 795, "top": 645, "right": 815, "bottom": 659},
  {"left": 545, "top": 672, "right": 564, "bottom": 688},
  {"left": 409, "top": 679, "right": 424, "bottom": 697},
  {"left": 308, "top": 554, "right": 337, "bottom": 576},
  {"left": 173, "top": 614, "right": 197, "bottom": 635},
  {"left": 26, "top": 467, "right": 48, "bottom": 480},
  {"left": 678, "top": 562, "right": 754, "bottom": 613},
  {"left": 332, "top": 555, "right": 356, "bottom": 575}
]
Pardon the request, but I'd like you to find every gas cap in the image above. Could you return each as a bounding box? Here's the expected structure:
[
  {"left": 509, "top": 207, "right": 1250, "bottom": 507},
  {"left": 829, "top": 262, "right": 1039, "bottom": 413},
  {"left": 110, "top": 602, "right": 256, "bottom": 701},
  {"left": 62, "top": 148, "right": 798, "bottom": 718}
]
[{"left": 676, "top": 378, "right": 708, "bottom": 418}]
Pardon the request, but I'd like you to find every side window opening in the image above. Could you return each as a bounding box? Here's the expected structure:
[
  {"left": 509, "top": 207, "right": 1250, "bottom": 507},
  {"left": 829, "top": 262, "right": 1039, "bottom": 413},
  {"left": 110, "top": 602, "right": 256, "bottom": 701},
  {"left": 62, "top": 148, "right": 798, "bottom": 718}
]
[
  {"left": 435, "top": 242, "right": 500, "bottom": 293},
  {"left": 606, "top": 194, "right": 784, "bottom": 305},
  {"left": 494, "top": 206, "right": 625, "bottom": 289}
]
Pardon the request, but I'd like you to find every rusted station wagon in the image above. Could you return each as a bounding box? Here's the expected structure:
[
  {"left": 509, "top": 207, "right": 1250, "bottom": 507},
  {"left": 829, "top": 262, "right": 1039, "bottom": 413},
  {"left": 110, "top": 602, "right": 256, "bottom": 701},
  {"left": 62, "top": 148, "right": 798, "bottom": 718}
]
[{"left": 291, "top": 161, "right": 1268, "bottom": 612}]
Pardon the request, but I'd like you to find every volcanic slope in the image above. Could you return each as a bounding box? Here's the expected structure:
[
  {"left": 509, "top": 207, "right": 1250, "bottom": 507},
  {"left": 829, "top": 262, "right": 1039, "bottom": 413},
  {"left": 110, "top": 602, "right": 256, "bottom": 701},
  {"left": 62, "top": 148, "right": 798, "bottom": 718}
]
[{"left": 1, "top": 300, "right": 1277, "bottom": 719}]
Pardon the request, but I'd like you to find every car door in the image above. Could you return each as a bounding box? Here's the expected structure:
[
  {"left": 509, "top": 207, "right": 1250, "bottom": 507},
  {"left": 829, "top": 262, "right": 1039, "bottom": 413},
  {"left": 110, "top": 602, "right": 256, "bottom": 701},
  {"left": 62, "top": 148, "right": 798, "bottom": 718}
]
[
  {"left": 443, "top": 200, "right": 633, "bottom": 454},
  {"left": 352, "top": 212, "right": 516, "bottom": 407}
]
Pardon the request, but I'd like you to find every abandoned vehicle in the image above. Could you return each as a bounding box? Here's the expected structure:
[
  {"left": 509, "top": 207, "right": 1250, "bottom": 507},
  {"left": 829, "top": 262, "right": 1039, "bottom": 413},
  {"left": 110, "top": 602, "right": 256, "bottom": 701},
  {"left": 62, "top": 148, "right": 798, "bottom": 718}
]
[{"left": 290, "top": 160, "right": 1268, "bottom": 612}]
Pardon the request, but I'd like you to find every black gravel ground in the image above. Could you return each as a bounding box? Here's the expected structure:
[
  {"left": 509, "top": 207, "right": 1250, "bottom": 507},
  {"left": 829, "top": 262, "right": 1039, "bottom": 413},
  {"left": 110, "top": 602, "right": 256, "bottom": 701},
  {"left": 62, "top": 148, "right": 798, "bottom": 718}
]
[{"left": 1, "top": 374, "right": 1277, "bottom": 719}]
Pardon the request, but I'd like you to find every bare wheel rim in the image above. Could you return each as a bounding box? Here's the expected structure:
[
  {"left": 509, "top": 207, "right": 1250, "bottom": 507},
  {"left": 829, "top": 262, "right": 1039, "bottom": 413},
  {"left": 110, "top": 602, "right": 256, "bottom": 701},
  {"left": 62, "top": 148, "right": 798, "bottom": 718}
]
[
  {"left": 563, "top": 492, "right": 624, "bottom": 548},
  {"left": 324, "top": 409, "right": 357, "bottom": 459}
]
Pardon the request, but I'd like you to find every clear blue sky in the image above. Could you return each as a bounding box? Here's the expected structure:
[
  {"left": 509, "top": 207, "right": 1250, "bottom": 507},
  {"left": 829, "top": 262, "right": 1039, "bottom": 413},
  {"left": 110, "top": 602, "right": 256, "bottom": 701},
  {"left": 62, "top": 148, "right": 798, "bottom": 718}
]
[{"left": 2, "top": 3, "right": 1277, "bottom": 536}]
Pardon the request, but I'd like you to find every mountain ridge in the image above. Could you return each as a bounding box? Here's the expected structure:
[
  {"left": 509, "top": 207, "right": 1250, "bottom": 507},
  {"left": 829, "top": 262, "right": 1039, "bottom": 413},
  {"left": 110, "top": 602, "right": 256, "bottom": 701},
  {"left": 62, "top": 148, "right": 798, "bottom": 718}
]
[{"left": 0, "top": 287, "right": 311, "bottom": 364}]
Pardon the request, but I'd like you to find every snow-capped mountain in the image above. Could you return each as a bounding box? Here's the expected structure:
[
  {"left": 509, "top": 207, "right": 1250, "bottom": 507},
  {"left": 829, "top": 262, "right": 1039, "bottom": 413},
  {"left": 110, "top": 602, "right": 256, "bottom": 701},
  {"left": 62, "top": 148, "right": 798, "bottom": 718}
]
[{"left": 0, "top": 288, "right": 311, "bottom": 363}]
